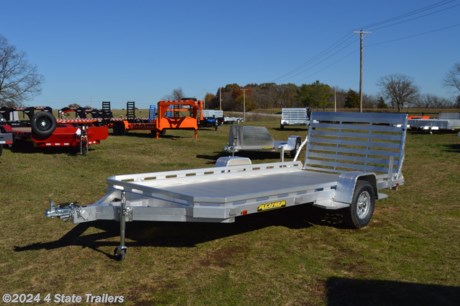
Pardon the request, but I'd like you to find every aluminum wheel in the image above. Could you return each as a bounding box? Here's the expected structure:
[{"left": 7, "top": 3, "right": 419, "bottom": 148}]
[{"left": 356, "top": 190, "right": 371, "bottom": 220}]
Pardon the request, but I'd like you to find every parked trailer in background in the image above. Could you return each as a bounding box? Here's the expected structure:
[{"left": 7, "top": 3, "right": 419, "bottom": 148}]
[
  {"left": 46, "top": 112, "right": 408, "bottom": 260},
  {"left": 112, "top": 99, "right": 203, "bottom": 139},
  {"left": 1, "top": 107, "right": 108, "bottom": 155},
  {"left": 280, "top": 108, "right": 310, "bottom": 129},
  {"left": 408, "top": 112, "right": 460, "bottom": 132},
  {"left": 224, "top": 125, "right": 301, "bottom": 159},
  {"left": 200, "top": 109, "right": 224, "bottom": 129},
  {"left": 0, "top": 114, "right": 13, "bottom": 156}
]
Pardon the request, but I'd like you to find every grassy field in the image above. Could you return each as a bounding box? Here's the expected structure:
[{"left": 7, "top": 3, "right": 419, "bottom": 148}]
[{"left": 1, "top": 117, "right": 459, "bottom": 305}]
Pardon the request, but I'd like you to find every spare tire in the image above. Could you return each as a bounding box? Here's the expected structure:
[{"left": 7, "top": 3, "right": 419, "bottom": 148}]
[{"left": 31, "top": 111, "right": 57, "bottom": 139}]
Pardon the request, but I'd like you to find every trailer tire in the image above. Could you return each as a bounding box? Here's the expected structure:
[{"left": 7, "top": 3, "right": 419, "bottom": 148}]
[
  {"left": 113, "top": 122, "right": 125, "bottom": 136},
  {"left": 31, "top": 111, "right": 57, "bottom": 139},
  {"left": 346, "top": 180, "right": 375, "bottom": 229},
  {"left": 114, "top": 247, "right": 126, "bottom": 261}
]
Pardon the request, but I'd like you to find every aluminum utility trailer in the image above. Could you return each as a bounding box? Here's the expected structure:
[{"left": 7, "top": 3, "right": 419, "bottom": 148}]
[
  {"left": 224, "top": 125, "right": 302, "bottom": 159},
  {"left": 45, "top": 112, "right": 408, "bottom": 260},
  {"left": 408, "top": 112, "right": 460, "bottom": 132},
  {"left": 280, "top": 108, "right": 310, "bottom": 129}
]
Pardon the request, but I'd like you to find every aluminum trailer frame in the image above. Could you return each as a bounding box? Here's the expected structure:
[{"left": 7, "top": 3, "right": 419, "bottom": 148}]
[
  {"left": 46, "top": 112, "right": 408, "bottom": 260},
  {"left": 280, "top": 108, "right": 310, "bottom": 129},
  {"left": 408, "top": 112, "right": 460, "bottom": 132}
]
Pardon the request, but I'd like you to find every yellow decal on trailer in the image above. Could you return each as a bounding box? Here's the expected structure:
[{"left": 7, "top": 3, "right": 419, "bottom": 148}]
[{"left": 257, "top": 200, "right": 286, "bottom": 211}]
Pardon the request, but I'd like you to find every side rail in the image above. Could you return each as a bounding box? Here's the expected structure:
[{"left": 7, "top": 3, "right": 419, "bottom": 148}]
[
  {"left": 108, "top": 161, "right": 303, "bottom": 190},
  {"left": 304, "top": 112, "right": 408, "bottom": 189}
]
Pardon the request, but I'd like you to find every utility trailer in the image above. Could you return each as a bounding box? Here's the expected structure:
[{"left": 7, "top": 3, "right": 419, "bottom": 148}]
[
  {"left": 0, "top": 114, "right": 13, "bottom": 156},
  {"left": 408, "top": 112, "right": 460, "bottom": 132},
  {"left": 45, "top": 112, "right": 408, "bottom": 260},
  {"left": 223, "top": 116, "right": 244, "bottom": 124},
  {"left": 280, "top": 108, "right": 310, "bottom": 129},
  {"left": 224, "top": 125, "right": 301, "bottom": 158},
  {"left": 112, "top": 99, "right": 203, "bottom": 139},
  {"left": 1, "top": 107, "right": 108, "bottom": 155},
  {"left": 200, "top": 109, "right": 224, "bottom": 129}
]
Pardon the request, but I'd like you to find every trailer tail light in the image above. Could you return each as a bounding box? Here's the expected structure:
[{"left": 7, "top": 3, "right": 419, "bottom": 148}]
[{"left": 241, "top": 210, "right": 248, "bottom": 215}]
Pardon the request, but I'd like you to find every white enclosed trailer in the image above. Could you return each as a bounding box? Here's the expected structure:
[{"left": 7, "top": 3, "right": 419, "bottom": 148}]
[{"left": 46, "top": 112, "right": 408, "bottom": 260}]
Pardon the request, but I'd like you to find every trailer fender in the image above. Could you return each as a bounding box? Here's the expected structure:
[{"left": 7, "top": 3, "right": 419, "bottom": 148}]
[
  {"left": 334, "top": 172, "right": 377, "bottom": 205},
  {"left": 215, "top": 156, "right": 252, "bottom": 167}
]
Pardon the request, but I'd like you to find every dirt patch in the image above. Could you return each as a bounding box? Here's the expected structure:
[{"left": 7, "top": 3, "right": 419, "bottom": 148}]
[{"left": 199, "top": 245, "right": 247, "bottom": 268}]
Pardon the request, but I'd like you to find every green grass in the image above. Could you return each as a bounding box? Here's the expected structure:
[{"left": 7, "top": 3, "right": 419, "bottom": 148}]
[{"left": 1, "top": 118, "right": 459, "bottom": 305}]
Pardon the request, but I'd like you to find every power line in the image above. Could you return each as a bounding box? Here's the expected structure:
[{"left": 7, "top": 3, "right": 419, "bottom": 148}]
[
  {"left": 367, "top": 3, "right": 459, "bottom": 32},
  {"left": 363, "top": 0, "right": 456, "bottom": 30},
  {"left": 276, "top": 38, "right": 356, "bottom": 82},
  {"left": 270, "top": 0, "right": 458, "bottom": 84},
  {"left": 272, "top": 32, "right": 354, "bottom": 82},
  {"left": 368, "top": 23, "right": 460, "bottom": 47}
]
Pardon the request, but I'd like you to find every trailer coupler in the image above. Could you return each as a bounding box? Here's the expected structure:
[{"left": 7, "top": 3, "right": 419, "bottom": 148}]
[{"left": 45, "top": 201, "right": 79, "bottom": 221}]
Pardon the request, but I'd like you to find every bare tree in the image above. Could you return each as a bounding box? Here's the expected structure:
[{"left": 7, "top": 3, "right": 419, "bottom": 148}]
[
  {"left": 0, "top": 35, "right": 43, "bottom": 107},
  {"left": 377, "top": 74, "right": 419, "bottom": 112},
  {"left": 414, "top": 94, "right": 452, "bottom": 108},
  {"left": 444, "top": 63, "right": 460, "bottom": 94}
]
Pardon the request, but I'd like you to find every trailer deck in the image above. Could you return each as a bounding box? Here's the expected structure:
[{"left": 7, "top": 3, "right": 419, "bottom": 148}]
[{"left": 46, "top": 111, "right": 408, "bottom": 260}]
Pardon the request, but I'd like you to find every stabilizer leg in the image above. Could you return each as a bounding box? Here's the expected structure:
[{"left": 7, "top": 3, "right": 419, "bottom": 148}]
[{"left": 114, "top": 191, "right": 128, "bottom": 261}]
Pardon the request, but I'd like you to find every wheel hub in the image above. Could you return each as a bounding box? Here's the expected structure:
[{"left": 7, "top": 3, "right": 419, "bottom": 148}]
[{"left": 356, "top": 191, "right": 370, "bottom": 219}]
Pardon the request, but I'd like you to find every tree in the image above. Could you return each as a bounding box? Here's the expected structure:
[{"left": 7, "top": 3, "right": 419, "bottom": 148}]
[
  {"left": 444, "top": 63, "right": 460, "bottom": 94},
  {"left": 0, "top": 35, "right": 43, "bottom": 107},
  {"left": 344, "top": 89, "right": 360, "bottom": 108},
  {"left": 414, "top": 94, "right": 452, "bottom": 108},
  {"left": 277, "top": 83, "right": 300, "bottom": 108},
  {"left": 297, "top": 81, "right": 333, "bottom": 110},
  {"left": 377, "top": 74, "right": 419, "bottom": 112},
  {"left": 171, "top": 88, "right": 185, "bottom": 100},
  {"left": 204, "top": 93, "right": 216, "bottom": 109},
  {"left": 376, "top": 97, "right": 388, "bottom": 109}
]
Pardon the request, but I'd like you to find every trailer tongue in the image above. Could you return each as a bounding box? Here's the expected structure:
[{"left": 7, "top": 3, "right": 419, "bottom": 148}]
[{"left": 45, "top": 112, "right": 408, "bottom": 260}]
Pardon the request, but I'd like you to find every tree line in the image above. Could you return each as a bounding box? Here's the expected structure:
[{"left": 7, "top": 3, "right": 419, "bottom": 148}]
[{"left": 204, "top": 75, "right": 460, "bottom": 112}]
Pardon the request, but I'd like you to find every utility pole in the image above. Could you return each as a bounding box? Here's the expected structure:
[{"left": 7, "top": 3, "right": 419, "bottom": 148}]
[
  {"left": 334, "top": 88, "right": 337, "bottom": 112},
  {"left": 354, "top": 29, "right": 371, "bottom": 112}
]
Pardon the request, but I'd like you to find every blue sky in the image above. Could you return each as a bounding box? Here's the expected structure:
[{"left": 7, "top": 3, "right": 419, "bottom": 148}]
[{"left": 1, "top": 0, "right": 459, "bottom": 109}]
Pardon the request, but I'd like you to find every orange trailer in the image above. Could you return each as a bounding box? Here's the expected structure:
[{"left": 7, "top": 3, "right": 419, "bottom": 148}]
[
  {"left": 154, "top": 99, "right": 203, "bottom": 139},
  {"left": 112, "top": 99, "right": 203, "bottom": 139}
]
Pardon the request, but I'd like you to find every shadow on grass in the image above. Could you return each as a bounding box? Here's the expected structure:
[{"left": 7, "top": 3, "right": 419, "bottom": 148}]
[
  {"left": 14, "top": 204, "right": 345, "bottom": 259},
  {"left": 326, "top": 277, "right": 460, "bottom": 306},
  {"left": 8, "top": 142, "right": 91, "bottom": 156},
  {"left": 442, "top": 143, "right": 460, "bottom": 153},
  {"left": 197, "top": 151, "right": 291, "bottom": 164},
  {"left": 112, "top": 132, "right": 190, "bottom": 140},
  {"left": 274, "top": 127, "right": 307, "bottom": 132}
]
